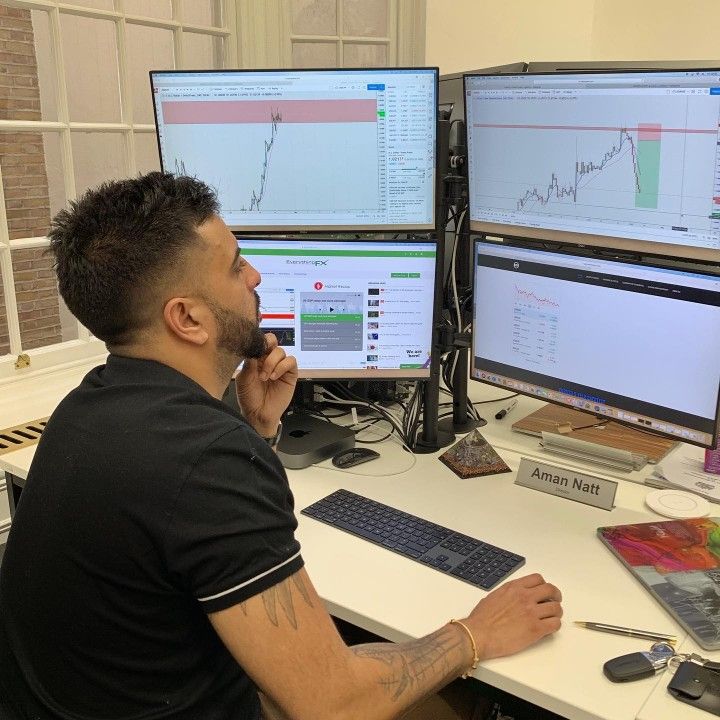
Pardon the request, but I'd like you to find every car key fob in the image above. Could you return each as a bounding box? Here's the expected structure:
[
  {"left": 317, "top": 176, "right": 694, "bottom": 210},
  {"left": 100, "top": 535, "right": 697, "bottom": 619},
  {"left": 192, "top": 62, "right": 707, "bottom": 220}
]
[{"left": 603, "top": 643, "right": 675, "bottom": 682}]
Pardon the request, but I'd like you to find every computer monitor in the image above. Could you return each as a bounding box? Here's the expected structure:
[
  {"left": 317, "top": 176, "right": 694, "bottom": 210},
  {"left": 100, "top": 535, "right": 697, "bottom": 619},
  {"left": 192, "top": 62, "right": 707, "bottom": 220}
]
[
  {"left": 239, "top": 238, "right": 437, "bottom": 379},
  {"left": 464, "top": 69, "right": 720, "bottom": 263},
  {"left": 439, "top": 62, "right": 527, "bottom": 129},
  {"left": 471, "top": 239, "right": 720, "bottom": 448},
  {"left": 526, "top": 60, "right": 720, "bottom": 73},
  {"left": 150, "top": 68, "right": 438, "bottom": 232}
]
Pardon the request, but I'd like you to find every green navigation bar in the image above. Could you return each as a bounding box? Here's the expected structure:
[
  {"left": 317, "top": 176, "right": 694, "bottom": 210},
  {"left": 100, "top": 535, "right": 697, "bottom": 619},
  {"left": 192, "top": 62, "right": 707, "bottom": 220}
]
[
  {"left": 240, "top": 248, "right": 435, "bottom": 258},
  {"left": 300, "top": 314, "right": 363, "bottom": 323}
]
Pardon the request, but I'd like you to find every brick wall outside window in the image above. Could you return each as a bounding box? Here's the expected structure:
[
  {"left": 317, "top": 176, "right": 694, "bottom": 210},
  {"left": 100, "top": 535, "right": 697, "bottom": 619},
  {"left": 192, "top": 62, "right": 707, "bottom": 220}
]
[{"left": 0, "top": 5, "right": 62, "bottom": 356}]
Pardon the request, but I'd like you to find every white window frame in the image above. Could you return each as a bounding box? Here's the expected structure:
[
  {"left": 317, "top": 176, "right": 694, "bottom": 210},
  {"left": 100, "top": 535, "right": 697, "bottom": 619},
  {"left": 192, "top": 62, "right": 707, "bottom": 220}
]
[
  {"left": 236, "top": 0, "right": 425, "bottom": 71},
  {"left": 284, "top": 0, "right": 399, "bottom": 67},
  {"left": 0, "top": 0, "right": 237, "bottom": 383}
]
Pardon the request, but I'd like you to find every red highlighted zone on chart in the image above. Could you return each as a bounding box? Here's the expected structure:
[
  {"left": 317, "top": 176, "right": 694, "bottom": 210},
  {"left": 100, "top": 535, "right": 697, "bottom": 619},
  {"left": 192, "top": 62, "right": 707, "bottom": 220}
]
[{"left": 161, "top": 99, "right": 378, "bottom": 124}]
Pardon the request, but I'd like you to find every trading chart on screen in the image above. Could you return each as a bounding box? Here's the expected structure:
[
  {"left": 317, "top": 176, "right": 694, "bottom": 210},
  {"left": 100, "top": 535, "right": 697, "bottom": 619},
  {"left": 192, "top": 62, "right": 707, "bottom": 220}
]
[
  {"left": 151, "top": 69, "right": 436, "bottom": 230},
  {"left": 465, "top": 70, "right": 720, "bottom": 257}
]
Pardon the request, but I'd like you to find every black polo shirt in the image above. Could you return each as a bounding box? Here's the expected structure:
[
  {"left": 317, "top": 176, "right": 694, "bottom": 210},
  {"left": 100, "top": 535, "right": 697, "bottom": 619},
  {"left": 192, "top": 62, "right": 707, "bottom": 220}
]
[{"left": 0, "top": 355, "right": 303, "bottom": 719}]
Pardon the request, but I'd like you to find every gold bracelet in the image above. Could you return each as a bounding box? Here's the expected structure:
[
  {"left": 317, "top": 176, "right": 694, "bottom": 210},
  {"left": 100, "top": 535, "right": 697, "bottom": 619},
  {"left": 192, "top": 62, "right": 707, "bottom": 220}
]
[{"left": 449, "top": 619, "right": 480, "bottom": 679}]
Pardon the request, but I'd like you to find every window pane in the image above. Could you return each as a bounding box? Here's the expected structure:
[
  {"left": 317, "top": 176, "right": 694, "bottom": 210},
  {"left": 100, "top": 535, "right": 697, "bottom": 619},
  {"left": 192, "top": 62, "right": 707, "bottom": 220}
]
[
  {"left": 0, "top": 128, "right": 69, "bottom": 354},
  {"left": 71, "top": 132, "right": 126, "bottom": 196},
  {"left": 343, "top": 43, "right": 387, "bottom": 67},
  {"left": 343, "top": 0, "right": 388, "bottom": 37},
  {"left": 124, "top": 0, "right": 172, "bottom": 19},
  {"left": 291, "top": 0, "right": 337, "bottom": 36},
  {"left": 126, "top": 23, "right": 174, "bottom": 124},
  {"left": 12, "top": 247, "right": 71, "bottom": 350},
  {"left": 0, "top": 132, "right": 53, "bottom": 240},
  {"left": 183, "top": 32, "right": 223, "bottom": 69},
  {"left": 62, "top": 15, "right": 121, "bottom": 122},
  {"left": 181, "top": 0, "right": 222, "bottom": 27},
  {"left": 57, "top": 294, "right": 79, "bottom": 343},
  {"left": 292, "top": 41, "right": 337, "bottom": 68},
  {"left": 31, "top": 11, "right": 58, "bottom": 121},
  {"left": 134, "top": 132, "right": 160, "bottom": 175},
  {"left": 64, "top": 0, "right": 114, "bottom": 9},
  {"left": 0, "top": 8, "right": 56, "bottom": 122},
  {"left": 41, "top": 132, "right": 68, "bottom": 219}
]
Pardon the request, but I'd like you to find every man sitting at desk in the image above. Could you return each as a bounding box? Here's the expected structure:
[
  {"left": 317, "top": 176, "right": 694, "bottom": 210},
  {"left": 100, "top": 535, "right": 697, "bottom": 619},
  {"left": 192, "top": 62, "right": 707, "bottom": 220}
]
[{"left": 0, "top": 172, "right": 563, "bottom": 720}]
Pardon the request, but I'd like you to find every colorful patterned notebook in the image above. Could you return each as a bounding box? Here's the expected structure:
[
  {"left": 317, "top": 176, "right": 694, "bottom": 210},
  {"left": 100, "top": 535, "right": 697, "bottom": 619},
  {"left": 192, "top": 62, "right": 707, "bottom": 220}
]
[{"left": 598, "top": 518, "right": 720, "bottom": 650}]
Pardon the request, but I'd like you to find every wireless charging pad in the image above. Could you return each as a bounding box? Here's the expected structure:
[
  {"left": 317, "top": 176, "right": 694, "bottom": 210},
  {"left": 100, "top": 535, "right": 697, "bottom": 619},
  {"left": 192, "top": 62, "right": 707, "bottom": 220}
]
[{"left": 645, "top": 489, "right": 710, "bottom": 519}]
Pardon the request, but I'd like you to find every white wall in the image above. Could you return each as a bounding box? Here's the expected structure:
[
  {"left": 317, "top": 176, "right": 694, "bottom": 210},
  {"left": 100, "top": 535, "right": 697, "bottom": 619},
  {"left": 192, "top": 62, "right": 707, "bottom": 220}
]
[
  {"left": 590, "top": 0, "right": 720, "bottom": 62},
  {"left": 426, "top": 0, "right": 720, "bottom": 75}
]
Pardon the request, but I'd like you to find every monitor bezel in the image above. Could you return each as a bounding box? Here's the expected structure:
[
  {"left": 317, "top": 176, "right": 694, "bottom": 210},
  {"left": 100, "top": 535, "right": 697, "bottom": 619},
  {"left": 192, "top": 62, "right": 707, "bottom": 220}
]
[
  {"left": 150, "top": 67, "right": 439, "bottom": 233},
  {"left": 463, "top": 67, "right": 720, "bottom": 264},
  {"left": 470, "top": 236, "right": 720, "bottom": 449},
  {"left": 237, "top": 235, "right": 439, "bottom": 381}
]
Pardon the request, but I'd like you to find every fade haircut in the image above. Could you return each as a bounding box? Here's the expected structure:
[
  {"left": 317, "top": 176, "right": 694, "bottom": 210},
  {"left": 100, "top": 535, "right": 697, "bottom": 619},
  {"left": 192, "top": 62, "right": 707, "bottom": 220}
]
[{"left": 48, "top": 172, "right": 219, "bottom": 345}]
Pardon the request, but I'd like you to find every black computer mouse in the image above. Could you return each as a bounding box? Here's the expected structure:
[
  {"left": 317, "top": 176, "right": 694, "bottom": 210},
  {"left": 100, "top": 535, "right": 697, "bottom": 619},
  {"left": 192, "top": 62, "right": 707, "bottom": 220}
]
[{"left": 331, "top": 447, "right": 381, "bottom": 468}]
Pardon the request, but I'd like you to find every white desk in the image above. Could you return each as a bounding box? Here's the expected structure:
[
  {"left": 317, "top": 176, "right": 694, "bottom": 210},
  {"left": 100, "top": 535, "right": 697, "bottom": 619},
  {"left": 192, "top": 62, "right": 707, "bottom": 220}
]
[
  {"left": 0, "top": 365, "right": 715, "bottom": 720},
  {"left": 289, "top": 441, "right": 699, "bottom": 720}
]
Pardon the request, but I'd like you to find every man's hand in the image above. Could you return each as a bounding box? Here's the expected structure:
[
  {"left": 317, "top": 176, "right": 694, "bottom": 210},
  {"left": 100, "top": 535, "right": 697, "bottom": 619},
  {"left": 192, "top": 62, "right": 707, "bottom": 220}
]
[
  {"left": 462, "top": 573, "right": 562, "bottom": 661},
  {"left": 235, "top": 333, "right": 298, "bottom": 437}
]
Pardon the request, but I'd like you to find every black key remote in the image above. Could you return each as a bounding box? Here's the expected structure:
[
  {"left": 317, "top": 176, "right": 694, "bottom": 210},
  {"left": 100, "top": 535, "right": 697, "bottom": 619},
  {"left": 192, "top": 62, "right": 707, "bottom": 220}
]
[{"left": 603, "top": 644, "right": 675, "bottom": 682}]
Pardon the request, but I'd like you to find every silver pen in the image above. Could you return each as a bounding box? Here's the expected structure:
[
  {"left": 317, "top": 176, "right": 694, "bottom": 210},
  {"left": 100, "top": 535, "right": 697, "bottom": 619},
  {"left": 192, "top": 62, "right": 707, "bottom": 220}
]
[{"left": 575, "top": 621, "right": 676, "bottom": 645}]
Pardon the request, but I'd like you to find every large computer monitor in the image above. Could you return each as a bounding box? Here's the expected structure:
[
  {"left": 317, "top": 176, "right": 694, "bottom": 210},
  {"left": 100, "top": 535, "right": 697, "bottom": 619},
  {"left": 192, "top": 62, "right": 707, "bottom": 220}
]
[
  {"left": 527, "top": 60, "right": 720, "bottom": 73},
  {"left": 150, "top": 68, "right": 438, "bottom": 232},
  {"left": 464, "top": 69, "right": 720, "bottom": 262},
  {"left": 239, "top": 238, "right": 437, "bottom": 379},
  {"left": 471, "top": 239, "right": 720, "bottom": 448},
  {"left": 439, "top": 62, "right": 527, "bottom": 128}
]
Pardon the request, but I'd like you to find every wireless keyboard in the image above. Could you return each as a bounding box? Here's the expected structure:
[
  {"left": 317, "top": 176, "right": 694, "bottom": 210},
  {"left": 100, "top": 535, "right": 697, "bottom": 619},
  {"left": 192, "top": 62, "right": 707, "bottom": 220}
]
[{"left": 301, "top": 489, "right": 525, "bottom": 590}]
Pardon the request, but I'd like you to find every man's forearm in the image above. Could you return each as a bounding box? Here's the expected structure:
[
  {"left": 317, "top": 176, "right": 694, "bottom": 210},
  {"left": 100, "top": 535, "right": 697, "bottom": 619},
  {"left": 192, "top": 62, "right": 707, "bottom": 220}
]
[
  {"left": 257, "top": 579, "right": 472, "bottom": 718},
  {"left": 212, "top": 571, "right": 476, "bottom": 720},
  {"left": 344, "top": 624, "right": 471, "bottom": 717},
  {"left": 262, "top": 576, "right": 473, "bottom": 716}
]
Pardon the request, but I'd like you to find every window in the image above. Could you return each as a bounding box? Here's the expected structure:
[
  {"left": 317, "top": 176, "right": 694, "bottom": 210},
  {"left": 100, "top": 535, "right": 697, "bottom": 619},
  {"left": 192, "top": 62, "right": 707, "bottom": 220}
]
[
  {"left": 0, "top": 0, "right": 235, "bottom": 380},
  {"left": 286, "top": 0, "right": 423, "bottom": 68},
  {"left": 0, "top": 0, "right": 425, "bottom": 383}
]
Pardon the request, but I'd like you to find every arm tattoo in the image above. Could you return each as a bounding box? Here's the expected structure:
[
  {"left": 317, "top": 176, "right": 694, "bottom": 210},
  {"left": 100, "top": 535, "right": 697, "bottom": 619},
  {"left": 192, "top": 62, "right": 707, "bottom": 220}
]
[
  {"left": 350, "top": 626, "right": 465, "bottom": 701},
  {"left": 254, "top": 573, "right": 314, "bottom": 629}
]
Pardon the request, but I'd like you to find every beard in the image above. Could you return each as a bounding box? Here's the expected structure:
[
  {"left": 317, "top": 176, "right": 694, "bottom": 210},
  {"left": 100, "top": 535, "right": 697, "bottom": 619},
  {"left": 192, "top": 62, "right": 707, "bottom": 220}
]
[{"left": 207, "top": 292, "right": 267, "bottom": 362}]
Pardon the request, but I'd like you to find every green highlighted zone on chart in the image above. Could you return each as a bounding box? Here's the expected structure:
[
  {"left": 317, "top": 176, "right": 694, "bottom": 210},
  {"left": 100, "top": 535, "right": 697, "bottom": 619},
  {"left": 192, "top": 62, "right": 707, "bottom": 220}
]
[{"left": 635, "top": 123, "right": 661, "bottom": 209}]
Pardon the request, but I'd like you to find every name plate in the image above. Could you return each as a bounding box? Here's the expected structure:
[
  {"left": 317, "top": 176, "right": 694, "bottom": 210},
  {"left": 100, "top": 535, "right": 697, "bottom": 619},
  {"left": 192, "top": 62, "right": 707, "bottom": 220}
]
[{"left": 515, "top": 457, "right": 617, "bottom": 510}]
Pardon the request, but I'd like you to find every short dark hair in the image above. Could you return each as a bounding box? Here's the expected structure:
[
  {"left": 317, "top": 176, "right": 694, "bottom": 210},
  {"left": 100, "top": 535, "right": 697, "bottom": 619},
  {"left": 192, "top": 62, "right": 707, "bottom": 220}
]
[{"left": 49, "top": 172, "right": 219, "bottom": 345}]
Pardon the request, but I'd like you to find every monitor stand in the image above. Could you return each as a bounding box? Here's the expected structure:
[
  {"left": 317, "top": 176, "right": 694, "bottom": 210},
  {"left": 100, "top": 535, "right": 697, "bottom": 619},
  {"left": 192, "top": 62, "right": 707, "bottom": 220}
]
[
  {"left": 438, "top": 346, "right": 485, "bottom": 434},
  {"left": 276, "top": 382, "right": 355, "bottom": 469}
]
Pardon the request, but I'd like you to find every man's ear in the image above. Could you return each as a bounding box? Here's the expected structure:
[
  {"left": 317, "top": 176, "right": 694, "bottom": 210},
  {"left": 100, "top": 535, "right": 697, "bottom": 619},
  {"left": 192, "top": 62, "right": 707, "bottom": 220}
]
[{"left": 163, "top": 296, "right": 209, "bottom": 346}]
